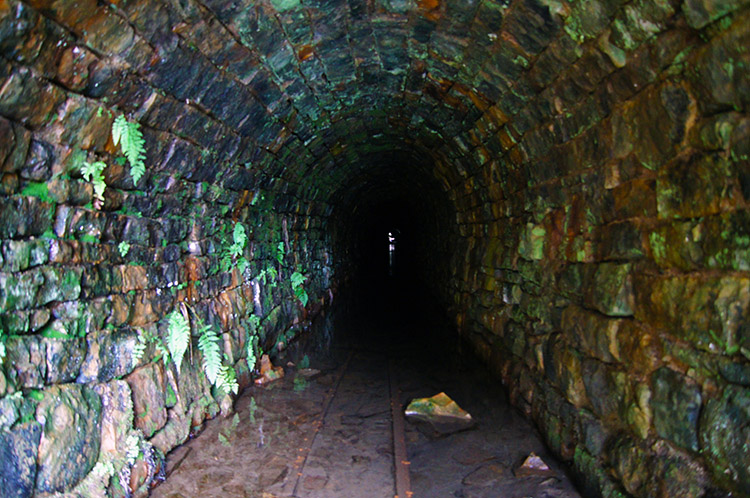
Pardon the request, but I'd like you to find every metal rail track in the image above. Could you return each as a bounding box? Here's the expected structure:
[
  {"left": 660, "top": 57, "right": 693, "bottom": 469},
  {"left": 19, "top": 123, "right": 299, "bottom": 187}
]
[{"left": 291, "top": 350, "right": 413, "bottom": 498}]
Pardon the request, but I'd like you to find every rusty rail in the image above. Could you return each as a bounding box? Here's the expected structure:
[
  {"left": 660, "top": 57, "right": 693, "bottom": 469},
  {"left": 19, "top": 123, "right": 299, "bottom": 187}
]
[
  {"left": 291, "top": 350, "right": 354, "bottom": 497},
  {"left": 389, "top": 360, "right": 412, "bottom": 498}
]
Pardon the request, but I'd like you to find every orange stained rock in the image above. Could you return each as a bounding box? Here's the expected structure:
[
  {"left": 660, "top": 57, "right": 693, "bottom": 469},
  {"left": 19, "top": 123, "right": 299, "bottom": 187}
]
[
  {"left": 416, "top": 0, "right": 440, "bottom": 21},
  {"left": 453, "top": 83, "right": 490, "bottom": 112},
  {"left": 232, "top": 189, "right": 253, "bottom": 221},
  {"left": 416, "top": 0, "right": 438, "bottom": 9},
  {"left": 298, "top": 45, "right": 315, "bottom": 61}
]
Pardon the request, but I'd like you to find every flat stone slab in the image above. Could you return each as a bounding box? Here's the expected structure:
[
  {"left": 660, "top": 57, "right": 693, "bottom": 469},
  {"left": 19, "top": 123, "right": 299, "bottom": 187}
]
[{"left": 405, "top": 392, "right": 475, "bottom": 436}]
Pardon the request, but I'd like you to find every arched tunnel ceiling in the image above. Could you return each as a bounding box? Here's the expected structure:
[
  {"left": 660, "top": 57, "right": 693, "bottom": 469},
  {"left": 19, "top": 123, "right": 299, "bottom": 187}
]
[
  {"left": 8, "top": 0, "right": 736, "bottom": 216},
  {"left": 12, "top": 0, "right": 581, "bottom": 206},
  {"left": 150, "top": 0, "right": 528, "bottom": 202}
]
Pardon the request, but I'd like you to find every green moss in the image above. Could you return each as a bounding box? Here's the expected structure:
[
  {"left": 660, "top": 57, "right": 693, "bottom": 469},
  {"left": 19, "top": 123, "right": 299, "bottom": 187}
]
[
  {"left": 21, "top": 182, "right": 54, "bottom": 204},
  {"left": 649, "top": 232, "right": 666, "bottom": 261},
  {"left": 77, "top": 234, "right": 97, "bottom": 244},
  {"left": 165, "top": 382, "right": 177, "bottom": 407}
]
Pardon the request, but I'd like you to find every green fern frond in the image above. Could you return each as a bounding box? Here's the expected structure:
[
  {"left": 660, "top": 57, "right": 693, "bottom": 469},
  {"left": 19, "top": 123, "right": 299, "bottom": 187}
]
[
  {"left": 216, "top": 359, "right": 239, "bottom": 396},
  {"left": 290, "top": 271, "right": 306, "bottom": 288},
  {"left": 246, "top": 332, "right": 258, "bottom": 371},
  {"left": 80, "top": 161, "right": 107, "bottom": 201},
  {"left": 131, "top": 337, "right": 146, "bottom": 369},
  {"left": 231, "top": 223, "right": 247, "bottom": 256},
  {"left": 266, "top": 267, "right": 278, "bottom": 281},
  {"left": 118, "top": 241, "right": 130, "bottom": 257},
  {"left": 290, "top": 271, "right": 309, "bottom": 306},
  {"left": 198, "top": 324, "right": 222, "bottom": 385},
  {"left": 112, "top": 115, "right": 146, "bottom": 186},
  {"left": 166, "top": 308, "right": 190, "bottom": 373}
]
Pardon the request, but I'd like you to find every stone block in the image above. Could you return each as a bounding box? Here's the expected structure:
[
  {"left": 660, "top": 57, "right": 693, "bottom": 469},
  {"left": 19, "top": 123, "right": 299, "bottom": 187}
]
[
  {"left": 610, "top": 436, "right": 709, "bottom": 498},
  {"left": 700, "top": 384, "right": 750, "bottom": 493},
  {"left": 37, "top": 266, "right": 82, "bottom": 306},
  {"left": 5, "top": 335, "right": 46, "bottom": 389},
  {"left": 634, "top": 274, "right": 750, "bottom": 353},
  {"left": 57, "top": 98, "right": 113, "bottom": 151},
  {"left": 578, "top": 409, "right": 609, "bottom": 457},
  {"left": 80, "top": 7, "right": 135, "bottom": 56},
  {"left": 0, "top": 118, "right": 31, "bottom": 173},
  {"left": 518, "top": 223, "right": 546, "bottom": 261},
  {"left": 1, "top": 239, "right": 49, "bottom": 273},
  {"left": 561, "top": 305, "right": 621, "bottom": 363},
  {"left": 657, "top": 154, "right": 734, "bottom": 220},
  {"left": 93, "top": 380, "right": 134, "bottom": 460},
  {"left": 584, "top": 262, "right": 634, "bottom": 317},
  {"left": 689, "top": 14, "right": 750, "bottom": 112},
  {"left": 43, "top": 336, "right": 86, "bottom": 384},
  {"left": 596, "top": 221, "right": 645, "bottom": 261},
  {"left": 0, "top": 196, "right": 54, "bottom": 239},
  {"left": 0, "top": 421, "right": 41, "bottom": 498},
  {"left": 581, "top": 358, "right": 628, "bottom": 422},
  {"left": 651, "top": 367, "right": 702, "bottom": 451},
  {"left": 617, "top": 320, "right": 663, "bottom": 375},
  {"left": 0, "top": 66, "right": 66, "bottom": 128},
  {"left": 126, "top": 362, "right": 167, "bottom": 438},
  {"left": 77, "top": 328, "right": 139, "bottom": 384},
  {"left": 35, "top": 384, "right": 102, "bottom": 493},
  {"left": 683, "top": 0, "right": 750, "bottom": 29},
  {"left": 544, "top": 337, "right": 589, "bottom": 408}
]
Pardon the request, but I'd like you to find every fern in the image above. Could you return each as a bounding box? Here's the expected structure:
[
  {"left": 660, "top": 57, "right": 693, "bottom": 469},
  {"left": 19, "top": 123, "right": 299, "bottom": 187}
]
[
  {"left": 216, "top": 357, "right": 239, "bottom": 396},
  {"left": 131, "top": 335, "right": 146, "bottom": 369},
  {"left": 220, "top": 222, "right": 248, "bottom": 273},
  {"left": 276, "top": 241, "right": 285, "bottom": 263},
  {"left": 80, "top": 160, "right": 107, "bottom": 201},
  {"left": 112, "top": 115, "right": 146, "bottom": 186},
  {"left": 230, "top": 223, "right": 247, "bottom": 257},
  {"left": 198, "top": 323, "right": 222, "bottom": 385},
  {"left": 246, "top": 331, "right": 258, "bottom": 372},
  {"left": 166, "top": 308, "right": 190, "bottom": 373},
  {"left": 290, "top": 271, "right": 309, "bottom": 307},
  {"left": 118, "top": 241, "right": 130, "bottom": 257},
  {"left": 290, "top": 271, "right": 306, "bottom": 288}
]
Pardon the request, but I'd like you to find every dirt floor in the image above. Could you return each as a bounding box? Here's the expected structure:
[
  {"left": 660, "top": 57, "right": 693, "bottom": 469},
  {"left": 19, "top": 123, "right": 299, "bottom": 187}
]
[{"left": 151, "top": 285, "right": 582, "bottom": 498}]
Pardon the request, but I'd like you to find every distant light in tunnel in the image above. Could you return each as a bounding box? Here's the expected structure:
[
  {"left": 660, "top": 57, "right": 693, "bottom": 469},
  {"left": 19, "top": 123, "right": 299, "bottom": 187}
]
[{"left": 388, "top": 232, "right": 396, "bottom": 276}]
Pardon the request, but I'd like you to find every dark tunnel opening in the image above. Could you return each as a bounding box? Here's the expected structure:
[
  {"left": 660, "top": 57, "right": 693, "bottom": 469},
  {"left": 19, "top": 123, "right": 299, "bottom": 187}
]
[{"left": 328, "top": 156, "right": 458, "bottom": 339}]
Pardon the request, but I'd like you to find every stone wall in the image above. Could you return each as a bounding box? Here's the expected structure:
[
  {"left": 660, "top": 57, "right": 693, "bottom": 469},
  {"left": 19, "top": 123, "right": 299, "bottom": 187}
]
[
  {"left": 443, "top": 3, "right": 750, "bottom": 498},
  {"left": 0, "top": 1, "right": 338, "bottom": 495},
  {"left": 1, "top": 0, "right": 749, "bottom": 496}
]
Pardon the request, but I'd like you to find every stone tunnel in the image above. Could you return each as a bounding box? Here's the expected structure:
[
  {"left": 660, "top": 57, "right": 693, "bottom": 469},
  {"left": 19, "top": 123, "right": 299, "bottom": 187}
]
[{"left": 1, "top": 0, "right": 749, "bottom": 496}]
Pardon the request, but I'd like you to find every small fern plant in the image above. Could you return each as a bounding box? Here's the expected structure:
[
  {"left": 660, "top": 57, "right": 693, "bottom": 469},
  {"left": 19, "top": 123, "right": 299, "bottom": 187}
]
[
  {"left": 290, "top": 271, "right": 309, "bottom": 307},
  {"left": 118, "top": 241, "right": 130, "bottom": 257},
  {"left": 80, "top": 160, "right": 107, "bottom": 205},
  {"left": 112, "top": 115, "right": 146, "bottom": 186},
  {"left": 216, "top": 356, "right": 239, "bottom": 395},
  {"left": 166, "top": 307, "right": 190, "bottom": 373},
  {"left": 220, "top": 222, "right": 249, "bottom": 274},
  {"left": 197, "top": 322, "right": 222, "bottom": 386},
  {"left": 131, "top": 332, "right": 146, "bottom": 369},
  {"left": 246, "top": 314, "right": 261, "bottom": 372}
]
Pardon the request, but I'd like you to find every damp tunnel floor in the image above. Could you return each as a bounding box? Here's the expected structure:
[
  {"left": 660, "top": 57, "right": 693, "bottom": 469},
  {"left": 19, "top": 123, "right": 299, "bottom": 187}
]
[{"left": 150, "top": 275, "right": 582, "bottom": 498}]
